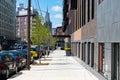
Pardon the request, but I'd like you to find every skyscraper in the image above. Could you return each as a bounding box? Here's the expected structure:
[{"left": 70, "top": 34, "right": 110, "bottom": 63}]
[{"left": 44, "top": 8, "right": 52, "bottom": 32}]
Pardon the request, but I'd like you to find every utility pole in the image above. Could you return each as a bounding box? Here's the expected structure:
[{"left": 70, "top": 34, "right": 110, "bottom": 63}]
[{"left": 26, "top": 0, "right": 31, "bottom": 70}]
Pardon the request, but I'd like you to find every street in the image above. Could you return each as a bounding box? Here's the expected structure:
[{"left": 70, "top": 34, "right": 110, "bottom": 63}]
[{"left": 8, "top": 49, "right": 104, "bottom": 80}]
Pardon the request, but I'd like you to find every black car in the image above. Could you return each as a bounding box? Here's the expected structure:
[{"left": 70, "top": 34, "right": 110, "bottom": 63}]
[
  {"left": 3, "top": 50, "right": 26, "bottom": 70},
  {"left": 0, "top": 52, "right": 18, "bottom": 79}
]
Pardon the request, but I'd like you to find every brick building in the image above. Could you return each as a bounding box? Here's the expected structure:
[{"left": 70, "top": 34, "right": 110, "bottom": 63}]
[{"left": 63, "top": 0, "right": 120, "bottom": 80}]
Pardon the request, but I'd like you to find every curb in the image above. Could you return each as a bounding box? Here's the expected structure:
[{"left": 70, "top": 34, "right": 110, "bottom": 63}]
[{"left": 73, "top": 56, "right": 106, "bottom": 80}]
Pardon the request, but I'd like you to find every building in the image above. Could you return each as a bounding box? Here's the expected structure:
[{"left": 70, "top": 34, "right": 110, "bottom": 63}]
[
  {"left": 16, "top": 3, "right": 38, "bottom": 42},
  {"left": 63, "top": 0, "right": 120, "bottom": 80},
  {"left": 97, "top": 0, "right": 120, "bottom": 80},
  {"left": 0, "top": 0, "right": 16, "bottom": 49},
  {"left": 52, "top": 28, "right": 56, "bottom": 35},
  {"left": 54, "top": 26, "right": 65, "bottom": 48},
  {"left": 44, "top": 8, "right": 52, "bottom": 32}
]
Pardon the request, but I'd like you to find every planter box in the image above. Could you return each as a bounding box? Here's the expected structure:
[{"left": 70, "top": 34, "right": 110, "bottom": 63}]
[{"left": 66, "top": 50, "right": 71, "bottom": 56}]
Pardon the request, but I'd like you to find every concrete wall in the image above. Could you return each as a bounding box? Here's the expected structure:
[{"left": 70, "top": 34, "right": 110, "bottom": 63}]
[
  {"left": 97, "top": 0, "right": 120, "bottom": 79},
  {"left": 97, "top": 0, "right": 120, "bottom": 42}
]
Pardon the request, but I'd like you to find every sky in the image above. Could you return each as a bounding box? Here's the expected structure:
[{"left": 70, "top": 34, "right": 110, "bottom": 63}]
[{"left": 16, "top": 0, "right": 63, "bottom": 28}]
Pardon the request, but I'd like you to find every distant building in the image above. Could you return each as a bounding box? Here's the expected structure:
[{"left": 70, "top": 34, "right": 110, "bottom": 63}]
[
  {"left": 44, "top": 8, "right": 52, "bottom": 32},
  {"left": 56, "top": 26, "right": 64, "bottom": 35},
  {"left": 52, "top": 28, "right": 56, "bottom": 35},
  {"left": 55, "top": 26, "right": 65, "bottom": 48},
  {"left": 16, "top": 3, "right": 38, "bottom": 41}
]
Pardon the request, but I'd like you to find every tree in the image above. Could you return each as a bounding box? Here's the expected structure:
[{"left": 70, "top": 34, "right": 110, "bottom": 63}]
[
  {"left": 31, "top": 15, "right": 51, "bottom": 46},
  {"left": 49, "top": 36, "right": 57, "bottom": 47},
  {"left": 31, "top": 15, "right": 52, "bottom": 63}
]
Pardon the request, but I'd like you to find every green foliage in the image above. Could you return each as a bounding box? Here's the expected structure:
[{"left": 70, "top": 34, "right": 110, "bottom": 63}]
[
  {"left": 31, "top": 15, "right": 51, "bottom": 45},
  {"left": 49, "top": 37, "right": 57, "bottom": 46},
  {"left": 31, "top": 15, "right": 57, "bottom": 47}
]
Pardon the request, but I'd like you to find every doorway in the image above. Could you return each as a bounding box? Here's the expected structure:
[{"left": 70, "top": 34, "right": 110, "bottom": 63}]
[
  {"left": 91, "top": 43, "right": 94, "bottom": 67},
  {"left": 98, "top": 43, "right": 105, "bottom": 74},
  {"left": 112, "top": 43, "right": 119, "bottom": 80}
]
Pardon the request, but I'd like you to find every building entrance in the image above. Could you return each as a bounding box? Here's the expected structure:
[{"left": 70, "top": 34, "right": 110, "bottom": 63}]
[{"left": 112, "top": 43, "right": 119, "bottom": 80}]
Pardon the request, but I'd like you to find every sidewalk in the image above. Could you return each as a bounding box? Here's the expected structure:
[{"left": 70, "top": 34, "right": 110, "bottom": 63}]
[{"left": 8, "top": 49, "right": 104, "bottom": 80}]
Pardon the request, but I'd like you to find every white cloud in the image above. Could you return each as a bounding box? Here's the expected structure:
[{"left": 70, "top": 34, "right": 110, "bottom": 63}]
[
  {"left": 54, "top": 14, "right": 63, "bottom": 19},
  {"left": 52, "top": 6, "right": 62, "bottom": 12},
  {"left": 56, "top": 24, "right": 62, "bottom": 27}
]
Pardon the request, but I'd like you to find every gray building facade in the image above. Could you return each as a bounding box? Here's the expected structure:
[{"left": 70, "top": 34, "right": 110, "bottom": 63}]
[
  {"left": 63, "top": 0, "right": 120, "bottom": 80},
  {"left": 96, "top": 0, "right": 120, "bottom": 80}
]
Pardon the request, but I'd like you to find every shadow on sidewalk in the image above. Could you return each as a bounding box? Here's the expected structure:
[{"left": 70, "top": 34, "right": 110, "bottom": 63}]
[{"left": 8, "top": 72, "right": 23, "bottom": 79}]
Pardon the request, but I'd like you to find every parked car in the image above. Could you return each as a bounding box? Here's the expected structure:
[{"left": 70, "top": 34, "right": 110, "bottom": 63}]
[
  {"left": 40, "top": 48, "right": 46, "bottom": 56},
  {"left": 9, "top": 44, "right": 27, "bottom": 50},
  {"left": 30, "top": 49, "right": 39, "bottom": 59},
  {"left": 0, "top": 52, "right": 18, "bottom": 79},
  {"left": 31, "top": 45, "right": 40, "bottom": 59},
  {"left": 3, "top": 50, "right": 26, "bottom": 70},
  {"left": 16, "top": 49, "right": 34, "bottom": 63}
]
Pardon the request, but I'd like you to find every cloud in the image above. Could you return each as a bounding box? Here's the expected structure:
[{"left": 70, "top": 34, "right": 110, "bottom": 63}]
[
  {"left": 52, "top": 6, "right": 62, "bottom": 12},
  {"left": 55, "top": 24, "right": 62, "bottom": 27},
  {"left": 54, "top": 14, "right": 63, "bottom": 19}
]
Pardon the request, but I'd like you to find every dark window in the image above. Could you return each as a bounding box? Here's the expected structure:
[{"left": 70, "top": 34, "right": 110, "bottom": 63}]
[
  {"left": 82, "top": 0, "right": 84, "bottom": 26},
  {"left": 71, "top": 0, "right": 77, "bottom": 10},
  {"left": 112, "top": 43, "right": 119, "bottom": 80},
  {"left": 82, "top": 0, "right": 86, "bottom": 26},
  {"left": 91, "top": 43, "right": 94, "bottom": 67},
  {"left": 91, "top": 0, "right": 94, "bottom": 19},
  {"left": 78, "top": 43, "right": 80, "bottom": 58},
  {"left": 82, "top": 43, "right": 84, "bottom": 60},
  {"left": 83, "top": 42, "right": 86, "bottom": 62},
  {"left": 88, "top": 0, "right": 90, "bottom": 22},
  {"left": 87, "top": 42, "right": 90, "bottom": 64},
  {"left": 84, "top": 0, "right": 86, "bottom": 25}
]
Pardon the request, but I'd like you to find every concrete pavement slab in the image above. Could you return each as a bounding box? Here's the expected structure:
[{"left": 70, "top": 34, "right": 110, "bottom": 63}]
[{"left": 8, "top": 50, "right": 103, "bottom": 80}]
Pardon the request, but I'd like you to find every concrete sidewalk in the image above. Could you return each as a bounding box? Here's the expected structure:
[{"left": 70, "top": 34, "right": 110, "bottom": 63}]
[{"left": 8, "top": 49, "right": 105, "bottom": 80}]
